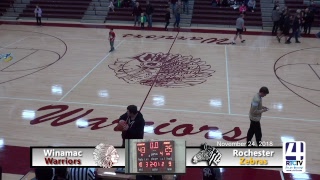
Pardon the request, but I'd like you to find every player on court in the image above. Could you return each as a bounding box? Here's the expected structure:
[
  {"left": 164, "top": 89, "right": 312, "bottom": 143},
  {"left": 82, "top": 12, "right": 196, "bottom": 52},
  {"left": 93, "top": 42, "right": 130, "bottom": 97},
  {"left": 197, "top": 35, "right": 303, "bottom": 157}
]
[
  {"left": 232, "top": 14, "right": 246, "bottom": 45},
  {"left": 247, "top": 87, "right": 269, "bottom": 147},
  {"left": 109, "top": 28, "right": 116, "bottom": 52}
]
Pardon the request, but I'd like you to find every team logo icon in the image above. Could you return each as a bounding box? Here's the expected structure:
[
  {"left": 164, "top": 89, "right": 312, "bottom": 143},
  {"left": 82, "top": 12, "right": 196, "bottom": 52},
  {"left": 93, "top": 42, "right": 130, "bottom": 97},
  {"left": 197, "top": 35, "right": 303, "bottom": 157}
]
[
  {"left": 93, "top": 143, "right": 120, "bottom": 168},
  {"left": 109, "top": 52, "right": 214, "bottom": 88},
  {"left": 192, "top": 143, "right": 222, "bottom": 166},
  {"left": 0, "top": 53, "right": 13, "bottom": 62}
]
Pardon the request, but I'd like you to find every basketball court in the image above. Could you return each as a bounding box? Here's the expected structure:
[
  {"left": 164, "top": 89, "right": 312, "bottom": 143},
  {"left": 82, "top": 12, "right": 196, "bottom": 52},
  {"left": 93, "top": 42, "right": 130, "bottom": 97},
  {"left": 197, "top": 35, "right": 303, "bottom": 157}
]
[{"left": 0, "top": 23, "right": 319, "bottom": 179}]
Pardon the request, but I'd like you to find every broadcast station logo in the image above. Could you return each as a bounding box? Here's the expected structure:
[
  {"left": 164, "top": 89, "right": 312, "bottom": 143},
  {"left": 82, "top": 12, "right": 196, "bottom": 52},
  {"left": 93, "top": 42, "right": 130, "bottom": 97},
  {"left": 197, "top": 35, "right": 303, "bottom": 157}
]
[
  {"left": 283, "top": 141, "right": 306, "bottom": 173},
  {"left": 93, "top": 143, "right": 120, "bottom": 168},
  {"left": 192, "top": 143, "right": 222, "bottom": 166}
]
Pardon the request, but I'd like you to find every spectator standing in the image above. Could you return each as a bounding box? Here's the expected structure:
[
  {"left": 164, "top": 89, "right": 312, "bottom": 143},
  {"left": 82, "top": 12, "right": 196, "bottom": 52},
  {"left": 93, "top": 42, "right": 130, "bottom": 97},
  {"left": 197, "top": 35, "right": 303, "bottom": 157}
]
[
  {"left": 304, "top": 8, "right": 314, "bottom": 34},
  {"left": 145, "top": 1, "right": 154, "bottom": 27},
  {"left": 286, "top": 14, "right": 301, "bottom": 44},
  {"left": 277, "top": 12, "right": 291, "bottom": 43},
  {"left": 182, "top": 0, "right": 189, "bottom": 14},
  {"left": 173, "top": 1, "right": 182, "bottom": 28},
  {"left": 140, "top": 12, "right": 147, "bottom": 29},
  {"left": 132, "top": 2, "right": 142, "bottom": 26},
  {"left": 165, "top": 8, "right": 171, "bottom": 30},
  {"left": 171, "top": 0, "right": 177, "bottom": 14},
  {"left": 34, "top": 5, "right": 42, "bottom": 26},
  {"left": 271, "top": 6, "right": 280, "bottom": 35}
]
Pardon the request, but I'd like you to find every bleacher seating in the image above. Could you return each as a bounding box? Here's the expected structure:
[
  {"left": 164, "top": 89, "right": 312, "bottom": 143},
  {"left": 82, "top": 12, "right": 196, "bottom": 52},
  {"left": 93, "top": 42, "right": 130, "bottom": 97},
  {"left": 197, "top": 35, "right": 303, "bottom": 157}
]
[
  {"left": 0, "top": 0, "right": 14, "bottom": 16},
  {"left": 106, "top": 0, "right": 169, "bottom": 23},
  {"left": 285, "top": 0, "right": 319, "bottom": 27},
  {"left": 192, "top": 1, "right": 262, "bottom": 27},
  {"left": 19, "top": 0, "right": 91, "bottom": 20}
]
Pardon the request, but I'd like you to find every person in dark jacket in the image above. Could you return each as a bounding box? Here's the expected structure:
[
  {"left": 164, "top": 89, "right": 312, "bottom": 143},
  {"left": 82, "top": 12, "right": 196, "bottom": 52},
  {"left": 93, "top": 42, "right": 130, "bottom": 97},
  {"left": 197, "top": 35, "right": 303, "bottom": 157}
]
[
  {"left": 173, "top": 1, "right": 182, "bottom": 28},
  {"left": 165, "top": 8, "right": 170, "bottom": 31},
  {"left": 286, "top": 14, "right": 300, "bottom": 44},
  {"left": 304, "top": 8, "right": 314, "bottom": 34},
  {"left": 120, "top": 105, "right": 145, "bottom": 147},
  {"left": 277, "top": 11, "right": 290, "bottom": 43},
  {"left": 145, "top": 1, "right": 154, "bottom": 27},
  {"left": 132, "top": 2, "right": 143, "bottom": 26}
]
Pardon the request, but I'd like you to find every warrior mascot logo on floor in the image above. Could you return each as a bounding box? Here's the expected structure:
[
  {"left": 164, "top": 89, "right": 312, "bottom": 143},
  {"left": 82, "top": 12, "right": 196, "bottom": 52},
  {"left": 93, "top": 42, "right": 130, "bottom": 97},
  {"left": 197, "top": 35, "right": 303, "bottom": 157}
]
[
  {"left": 192, "top": 143, "right": 222, "bottom": 166},
  {"left": 0, "top": 53, "right": 13, "bottom": 62}
]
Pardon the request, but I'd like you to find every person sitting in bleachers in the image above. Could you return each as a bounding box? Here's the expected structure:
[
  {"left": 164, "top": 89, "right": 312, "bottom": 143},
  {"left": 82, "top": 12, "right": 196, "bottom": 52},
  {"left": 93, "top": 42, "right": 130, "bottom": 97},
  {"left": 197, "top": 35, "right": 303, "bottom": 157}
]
[
  {"left": 121, "top": 0, "right": 130, "bottom": 8},
  {"left": 239, "top": 3, "right": 247, "bottom": 13},
  {"left": 247, "top": 0, "right": 256, "bottom": 12}
]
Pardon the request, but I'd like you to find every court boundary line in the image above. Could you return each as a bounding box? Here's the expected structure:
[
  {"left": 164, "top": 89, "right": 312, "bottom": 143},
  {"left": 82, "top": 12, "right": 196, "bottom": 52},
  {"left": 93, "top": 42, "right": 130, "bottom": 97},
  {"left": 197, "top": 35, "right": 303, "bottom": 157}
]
[
  {"left": 0, "top": 96, "right": 319, "bottom": 122},
  {"left": 0, "top": 36, "right": 30, "bottom": 50},
  {"left": 58, "top": 40, "right": 125, "bottom": 101},
  {"left": 225, "top": 45, "right": 231, "bottom": 114}
]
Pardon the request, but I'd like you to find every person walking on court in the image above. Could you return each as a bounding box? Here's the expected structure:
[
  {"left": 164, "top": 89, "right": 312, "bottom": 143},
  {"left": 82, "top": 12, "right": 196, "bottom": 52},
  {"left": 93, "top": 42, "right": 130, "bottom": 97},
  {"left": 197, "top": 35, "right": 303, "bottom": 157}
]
[
  {"left": 247, "top": 87, "right": 269, "bottom": 147},
  {"left": 286, "top": 13, "right": 301, "bottom": 44},
  {"left": 231, "top": 14, "right": 246, "bottom": 45},
  {"left": 109, "top": 28, "right": 115, "bottom": 52},
  {"left": 34, "top": 5, "right": 42, "bottom": 26}
]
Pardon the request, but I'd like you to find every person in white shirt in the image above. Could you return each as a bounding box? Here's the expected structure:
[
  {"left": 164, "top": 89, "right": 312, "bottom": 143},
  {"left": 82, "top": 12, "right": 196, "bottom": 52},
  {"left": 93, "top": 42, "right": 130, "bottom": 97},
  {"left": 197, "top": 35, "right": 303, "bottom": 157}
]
[{"left": 34, "top": 5, "right": 42, "bottom": 26}]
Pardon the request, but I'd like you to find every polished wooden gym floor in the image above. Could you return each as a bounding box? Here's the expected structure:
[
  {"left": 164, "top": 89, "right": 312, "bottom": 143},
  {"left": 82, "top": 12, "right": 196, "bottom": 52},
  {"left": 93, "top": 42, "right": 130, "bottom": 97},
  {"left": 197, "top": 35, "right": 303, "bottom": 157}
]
[{"left": 0, "top": 22, "right": 319, "bottom": 179}]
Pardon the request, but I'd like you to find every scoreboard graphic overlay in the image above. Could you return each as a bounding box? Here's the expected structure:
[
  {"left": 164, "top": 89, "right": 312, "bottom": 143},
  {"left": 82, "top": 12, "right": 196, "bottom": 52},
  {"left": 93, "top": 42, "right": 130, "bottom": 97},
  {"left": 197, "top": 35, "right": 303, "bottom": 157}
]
[
  {"left": 125, "top": 139, "right": 186, "bottom": 174},
  {"left": 30, "top": 141, "right": 306, "bottom": 174}
]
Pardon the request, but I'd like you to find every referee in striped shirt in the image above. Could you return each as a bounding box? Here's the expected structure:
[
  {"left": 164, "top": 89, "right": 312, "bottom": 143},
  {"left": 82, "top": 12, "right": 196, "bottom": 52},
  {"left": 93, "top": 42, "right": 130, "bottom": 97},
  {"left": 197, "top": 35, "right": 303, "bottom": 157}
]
[{"left": 68, "top": 168, "right": 96, "bottom": 180}]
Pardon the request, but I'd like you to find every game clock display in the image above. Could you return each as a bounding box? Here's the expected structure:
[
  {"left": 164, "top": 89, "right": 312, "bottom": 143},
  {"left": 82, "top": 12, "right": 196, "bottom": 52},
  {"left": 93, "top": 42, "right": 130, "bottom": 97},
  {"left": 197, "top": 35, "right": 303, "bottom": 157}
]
[{"left": 136, "top": 140, "right": 175, "bottom": 172}]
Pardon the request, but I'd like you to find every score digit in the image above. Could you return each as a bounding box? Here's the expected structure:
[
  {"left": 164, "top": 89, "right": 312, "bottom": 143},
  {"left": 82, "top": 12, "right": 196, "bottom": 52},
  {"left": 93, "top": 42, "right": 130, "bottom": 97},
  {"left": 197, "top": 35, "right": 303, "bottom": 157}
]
[
  {"left": 150, "top": 141, "right": 159, "bottom": 149},
  {"left": 165, "top": 145, "right": 172, "bottom": 153},
  {"left": 138, "top": 146, "right": 145, "bottom": 154}
]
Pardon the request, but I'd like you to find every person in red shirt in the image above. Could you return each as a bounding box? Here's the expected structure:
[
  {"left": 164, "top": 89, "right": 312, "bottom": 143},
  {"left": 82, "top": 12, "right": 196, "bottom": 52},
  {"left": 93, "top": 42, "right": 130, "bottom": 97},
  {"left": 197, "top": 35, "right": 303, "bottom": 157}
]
[{"left": 109, "top": 28, "right": 116, "bottom": 52}]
